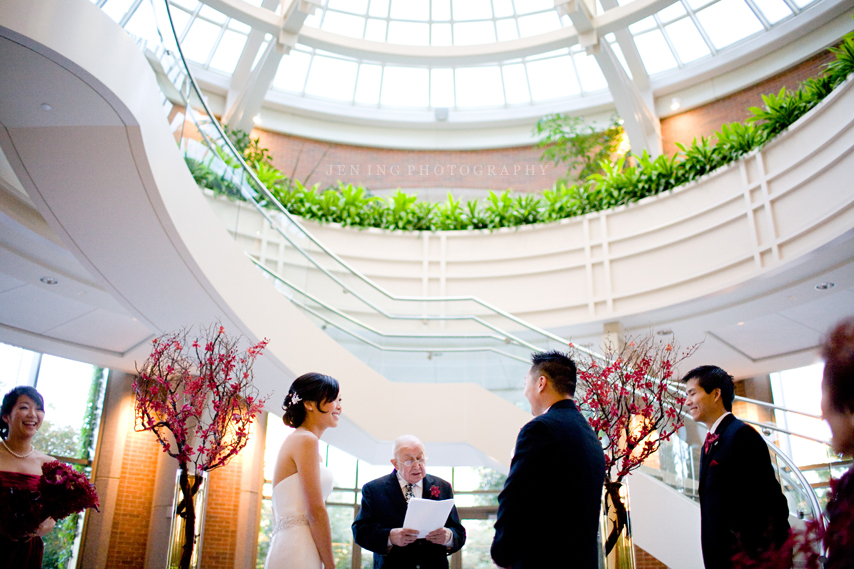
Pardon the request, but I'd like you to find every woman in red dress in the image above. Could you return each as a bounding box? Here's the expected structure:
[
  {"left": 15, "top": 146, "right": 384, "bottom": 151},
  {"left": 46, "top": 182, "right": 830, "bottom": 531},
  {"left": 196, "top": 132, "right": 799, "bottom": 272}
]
[{"left": 0, "top": 386, "right": 56, "bottom": 567}]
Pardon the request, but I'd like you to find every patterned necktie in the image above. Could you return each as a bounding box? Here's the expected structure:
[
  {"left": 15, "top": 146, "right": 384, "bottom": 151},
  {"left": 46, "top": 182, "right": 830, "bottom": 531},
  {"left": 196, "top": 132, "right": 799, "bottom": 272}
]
[{"left": 404, "top": 483, "right": 414, "bottom": 503}]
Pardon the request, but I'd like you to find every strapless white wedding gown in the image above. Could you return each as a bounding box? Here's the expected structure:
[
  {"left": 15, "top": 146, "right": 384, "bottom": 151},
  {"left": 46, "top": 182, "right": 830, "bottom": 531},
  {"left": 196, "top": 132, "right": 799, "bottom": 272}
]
[{"left": 264, "top": 464, "right": 334, "bottom": 569}]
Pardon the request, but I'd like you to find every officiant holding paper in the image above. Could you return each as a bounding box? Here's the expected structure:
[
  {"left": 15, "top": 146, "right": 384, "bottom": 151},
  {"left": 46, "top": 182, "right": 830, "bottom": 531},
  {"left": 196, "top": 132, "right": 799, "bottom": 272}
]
[{"left": 352, "top": 435, "right": 466, "bottom": 569}]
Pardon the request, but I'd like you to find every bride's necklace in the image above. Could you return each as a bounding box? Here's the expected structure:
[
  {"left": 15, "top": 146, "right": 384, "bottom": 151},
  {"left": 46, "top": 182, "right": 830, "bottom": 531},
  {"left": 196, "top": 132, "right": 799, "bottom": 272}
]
[{"left": 1, "top": 438, "right": 34, "bottom": 458}]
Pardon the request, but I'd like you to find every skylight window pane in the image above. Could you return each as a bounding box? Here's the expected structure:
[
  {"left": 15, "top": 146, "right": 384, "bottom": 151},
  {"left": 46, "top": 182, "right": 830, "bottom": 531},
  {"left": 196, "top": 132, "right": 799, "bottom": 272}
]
[
  {"left": 431, "top": 69, "right": 455, "bottom": 107},
  {"left": 454, "top": 21, "right": 497, "bottom": 45},
  {"left": 517, "top": 11, "right": 562, "bottom": 37},
  {"left": 791, "top": 0, "right": 818, "bottom": 7},
  {"left": 322, "top": 11, "right": 366, "bottom": 39},
  {"left": 387, "top": 21, "right": 430, "bottom": 45},
  {"left": 198, "top": 5, "right": 226, "bottom": 24},
  {"left": 752, "top": 0, "right": 792, "bottom": 24},
  {"left": 355, "top": 64, "right": 383, "bottom": 104},
  {"left": 502, "top": 64, "right": 530, "bottom": 104},
  {"left": 493, "top": 0, "right": 515, "bottom": 18},
  {"left": 381, "top": 67, "right": 429, "bottom": 107},
  {"left": 574, "top": 53, "right": 608, "bottom": 91},
  {"left": 657, "top": 2, "right": 687, "bottom": 22},
  {"left": 273, "top": 50, "right": 312, "bottom": 92},
  {"left": 665, "top": 18, "right": 711, "bottom": 63},
  {"left": 365, "top": 19, "right": 387, "bottom": 41},
  {"left": 685, "top": 0, "right": 714, "bottom": 9},
  {"left": 454, "top": 0, "right": 493, "bottom": 21},
  {"left": 169, "top": 8, "right": 193, "bottom": 38},
  {"left": 181, "top": 18, "right": 220, "bottom": 64},
  {"left": 696, "top": 0, "right": 763, "bottom": 50},
  {"left": 102, "top": 0, "right": 135, "bottom": 23},
  {"left": 123, "top": 2, "right": 160, "bottom": 44},
  {"left": 369, "top": 0, "right": 390, "bottom": 18},
  {"left": 390, "top": 0, "right": 429, "bottom": 21},
  {"left": 513, "top": 0, "right": 555, "bottom": 16},
  {"left": 305, "top": 56, "right": 358, "bottom": 102},
  {"left": 208, "top": 30, "right": 247, "bottom": 73},
  {"left": 455, "top": 67, "right": 505, "bottom": 107},
  {"left": 527, "top": 56, "right": 579, "bottom": 100},
  {"left": 629, "top": 15, "right": 657, "bottom": 34},
  {"left": 496, "top": 19, "right": 519, "bottom": 41},
  {"left": 170, "top": 0, "right": 198, "bottom": 11},
  {"left": 328, "top": 0, "right": 369, "bottom": 15},
  {"left": 432, "top": 24, "right": 452, "bottom": 46},
  {"left": 303, "top": 9, "right": 321, "bottom": 27},
  {"left": 433, "top": 0, "right": 451, "bottom": 20},
  {"left": 633, "top": 30, "right": 678, "bottom": 74}
]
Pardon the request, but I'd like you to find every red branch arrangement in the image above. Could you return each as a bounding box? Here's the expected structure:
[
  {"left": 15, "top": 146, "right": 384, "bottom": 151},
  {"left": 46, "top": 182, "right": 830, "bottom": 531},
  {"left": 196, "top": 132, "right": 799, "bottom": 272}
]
[
  {"left": 133, "top": 323, "right": 269, "bottom": 569},
  {"left": 573, "top": 332, "right": 698, "bottom": 556}
]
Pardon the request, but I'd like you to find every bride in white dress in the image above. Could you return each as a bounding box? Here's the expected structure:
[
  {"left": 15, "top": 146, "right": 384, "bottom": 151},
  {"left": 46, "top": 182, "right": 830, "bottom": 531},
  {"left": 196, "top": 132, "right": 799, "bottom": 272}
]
[{"left": 265, "top": 372, "right": 342, "bottom": 569}]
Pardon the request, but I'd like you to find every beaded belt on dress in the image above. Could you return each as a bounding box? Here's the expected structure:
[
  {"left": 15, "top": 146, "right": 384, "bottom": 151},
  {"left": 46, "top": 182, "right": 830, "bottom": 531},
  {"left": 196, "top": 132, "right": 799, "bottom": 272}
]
[{"left": 271, "top": 514, "right": 310, "bottom": 536}]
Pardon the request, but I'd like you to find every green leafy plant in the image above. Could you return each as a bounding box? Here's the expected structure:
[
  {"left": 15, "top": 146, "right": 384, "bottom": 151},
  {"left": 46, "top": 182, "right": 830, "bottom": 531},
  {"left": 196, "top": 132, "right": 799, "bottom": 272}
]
[{"left": 535, "top": 115, "right": 626, "bottom": 183}]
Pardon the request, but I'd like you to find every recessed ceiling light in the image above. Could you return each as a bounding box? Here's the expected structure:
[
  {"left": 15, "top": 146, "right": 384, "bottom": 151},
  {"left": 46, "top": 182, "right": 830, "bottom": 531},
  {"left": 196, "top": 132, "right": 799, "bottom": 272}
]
[
  {"left": 737, "top": 322, "right": 744, "bottom": 326},
  {"left": 40, "top": 276, "right": 58, "bottom": 285},
  {"left": 40, "top": 103, "right": 52, "bottom": 111},
  {"left": 656, "top": 329, "right": 673, "bottom": 336},
  {"left": 253, "top": 115, "right": 261, "bottom": 124},
  {"left": 670, "top": 97, "right": 681, "bottom": 111},
  {"left": 815, "top": 282, "right": 835, "bottom": 290}
]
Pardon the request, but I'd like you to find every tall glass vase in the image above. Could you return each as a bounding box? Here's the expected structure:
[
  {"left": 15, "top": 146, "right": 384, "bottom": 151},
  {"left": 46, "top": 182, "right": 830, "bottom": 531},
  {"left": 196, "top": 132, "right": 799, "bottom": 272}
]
[
  {"left": 167, "top": 467, "right": 208, "bottom": 569},
  {"left": 601, "top": 481, "right": 636, "bottom": 569}
]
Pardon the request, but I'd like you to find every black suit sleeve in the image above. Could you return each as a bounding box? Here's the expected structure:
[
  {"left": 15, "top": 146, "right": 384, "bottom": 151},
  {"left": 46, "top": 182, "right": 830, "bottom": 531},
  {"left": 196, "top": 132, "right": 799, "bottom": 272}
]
[
  {"left": 352, "top": 483, "right": 393, "bottom": 555},
  {"left": 491, "top": 420, "right": 551, "bottom": 567}
]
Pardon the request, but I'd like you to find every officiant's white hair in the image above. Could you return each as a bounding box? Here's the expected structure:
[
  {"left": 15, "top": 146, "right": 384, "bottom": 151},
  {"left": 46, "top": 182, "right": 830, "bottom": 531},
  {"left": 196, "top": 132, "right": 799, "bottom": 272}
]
[{"left": 392, "top": 434, "right": 425, "bottom": 457}]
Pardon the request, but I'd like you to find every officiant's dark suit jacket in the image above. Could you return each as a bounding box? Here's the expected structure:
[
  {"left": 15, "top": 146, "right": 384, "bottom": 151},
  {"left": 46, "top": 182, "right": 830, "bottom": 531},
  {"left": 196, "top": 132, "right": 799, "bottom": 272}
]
[
  {"left": 491, "top": 399, "right": 606, "bottom": 569},
  {"left": 698, "top": 414, "right": 790, "bottom": 569},
  {"left": 352, "top": 471, "right": 466, "bottom": 569}
]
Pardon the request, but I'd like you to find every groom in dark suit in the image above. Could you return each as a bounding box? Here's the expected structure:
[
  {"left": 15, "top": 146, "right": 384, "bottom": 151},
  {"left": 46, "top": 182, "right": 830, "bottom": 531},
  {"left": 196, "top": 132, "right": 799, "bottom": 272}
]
[
  {"left": 352, "top": 435, "right": 466, "bottom": 569},
  {"left": 684, "top": 365, "right": 791, "bottom": 569},
  {"left": 491, "top": 350, "right": 606, "bottom": 569}
]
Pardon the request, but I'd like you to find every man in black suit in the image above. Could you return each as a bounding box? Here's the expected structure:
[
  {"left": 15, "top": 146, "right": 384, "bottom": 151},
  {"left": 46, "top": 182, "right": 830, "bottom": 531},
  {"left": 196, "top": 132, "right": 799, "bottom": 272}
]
[
  {"left": 491, "top": 350, "right": 606, "bottom": 569},
  {"left": 684, "top": 365, "right": 791, "bottom": 569},
  {"left": 352, "top": 435, "right": 466, "bottom": 569}
]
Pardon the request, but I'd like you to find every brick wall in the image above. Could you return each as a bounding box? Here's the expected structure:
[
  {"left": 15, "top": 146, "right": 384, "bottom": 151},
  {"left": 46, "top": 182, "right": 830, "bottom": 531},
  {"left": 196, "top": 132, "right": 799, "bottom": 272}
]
[
  {"left": 635, "top": 545, "right": 669, "bottom": 569},
  {"left": 105, "top": 425, "right": 161, "bottom": 568},
  {"left": 200, "top": 454, "right": 244, "bottom": 568},
  {"left": 660, "top": 49, "right": 837, "bottom": 155}
]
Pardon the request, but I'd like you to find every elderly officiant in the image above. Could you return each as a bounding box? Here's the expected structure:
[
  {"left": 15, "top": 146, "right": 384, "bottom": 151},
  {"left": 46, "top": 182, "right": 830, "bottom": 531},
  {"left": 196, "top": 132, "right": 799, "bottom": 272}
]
[{"left": 352, "top": 435, "right": 466, "bottom": 569}]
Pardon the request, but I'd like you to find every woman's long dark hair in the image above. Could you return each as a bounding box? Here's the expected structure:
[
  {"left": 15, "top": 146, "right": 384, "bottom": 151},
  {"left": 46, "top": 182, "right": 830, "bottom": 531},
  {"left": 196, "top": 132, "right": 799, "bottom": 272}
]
[
  {"left": 0, "top": 386, "right": 45, "bottom": 438},
  {"left": 282, "top": 372, "right": 339, "bottom": 428}
]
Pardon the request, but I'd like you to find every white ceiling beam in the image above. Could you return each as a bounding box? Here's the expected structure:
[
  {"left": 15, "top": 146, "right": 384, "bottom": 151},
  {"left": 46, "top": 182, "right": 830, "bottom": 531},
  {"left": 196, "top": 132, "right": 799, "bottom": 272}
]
[
  {"left": 599, "top": 0, "right": 650, "bottom": 94},
  {"left": 224, "top": 0, "right": 278, "bottom": 116}
]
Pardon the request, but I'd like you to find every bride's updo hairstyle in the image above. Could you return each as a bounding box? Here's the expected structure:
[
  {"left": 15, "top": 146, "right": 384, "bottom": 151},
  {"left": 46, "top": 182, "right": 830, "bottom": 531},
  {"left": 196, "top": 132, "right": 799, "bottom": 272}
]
[
  {"left": 0, "top": 386, "right": 45, "bottom": 438},
  {"left": 283, "top": 372, "right": 339, "bottom": 428}
]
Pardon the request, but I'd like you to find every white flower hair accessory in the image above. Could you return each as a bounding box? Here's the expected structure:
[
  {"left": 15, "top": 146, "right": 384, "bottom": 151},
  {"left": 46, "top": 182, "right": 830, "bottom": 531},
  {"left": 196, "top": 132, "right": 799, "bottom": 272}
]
[{"left": 288, "top": 393, "right": 301, "bottom": 406}]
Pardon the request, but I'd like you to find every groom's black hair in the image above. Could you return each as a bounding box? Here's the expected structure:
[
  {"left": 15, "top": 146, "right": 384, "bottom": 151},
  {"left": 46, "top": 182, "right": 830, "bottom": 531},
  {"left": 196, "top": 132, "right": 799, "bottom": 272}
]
[{"left": 530, "top": 350, "right": 577, "bottom": 396}]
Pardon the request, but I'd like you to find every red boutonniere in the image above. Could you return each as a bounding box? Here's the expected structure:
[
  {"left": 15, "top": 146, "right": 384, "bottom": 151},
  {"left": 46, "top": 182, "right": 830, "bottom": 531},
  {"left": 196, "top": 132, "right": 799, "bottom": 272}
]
[
  {"left": 430, "top": 485, "right": 441, "bottom": 498},
  {"left": 704, "top": 433, "right": 720, "bottom": 454}
]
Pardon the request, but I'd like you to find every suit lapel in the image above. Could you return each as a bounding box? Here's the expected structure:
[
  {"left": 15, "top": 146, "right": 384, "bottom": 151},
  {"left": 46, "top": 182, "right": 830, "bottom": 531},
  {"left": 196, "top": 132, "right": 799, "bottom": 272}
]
[
  {"left": 386, "top": 470, "right": 408, "bottom": 511},
  {"left": 422, "top": 475, "right": 435, "bottom": 500},
  {"left": 700, "top": 414, "right": 737, "bottom": 483}
]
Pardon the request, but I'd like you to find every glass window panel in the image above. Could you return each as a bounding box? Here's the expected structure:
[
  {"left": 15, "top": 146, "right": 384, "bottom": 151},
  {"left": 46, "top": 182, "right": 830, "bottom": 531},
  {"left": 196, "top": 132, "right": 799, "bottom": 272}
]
[
  {"left": 610, "top": 41, "right": 633, "bottom": 79},
  {"left": 369, "top": 0, "right": 390, "bottom": 18},
  {"left": 302, "top": 9, "right": 322, "bottom": 27},
  {"left": 454, "top": 0, "right": 493, "bottom": 21},
  {"left": 170, "top": 0, "right": 199, "bottom": 11},
  {"left": 229, "top": 19, "right": 251, "bottom": 33},
  {"left": 431, "top": 68, "right": 455, "bottom": 107},
  {"left": 696, "top": 0, "right": 763, "bottom": 50},
  {"left": 633, "top": 30, "right": 678, "bottom": 74},
  {"left": 381, "top": 67, "right": 429, "bottom": 107},
  {"left": 252, "top": 40, "right": 268, "bottom": 69},
  {"left": 574, "top": 52, "right": 608, "bottom": 91},
  {"left": 263, "top": 414, "right": 290, "bottom": 481},
  {"left": 0, "top": 343, "right": 39, "bottom": 390},
  {"left": 517, "top": 11, "right": 562, "bottom": 37},
  {"left": 305, "top": 56, "right": 359, "bottom": 101},
  {"left": 326, "top": 445, "right": 358, "bottom": 488},
  {"left": 387, "top": 21, "right": 430, "bottom": 45},
  {"left": 123, "top": 1, "right": 161, "bottom": 44},
  {"left": 389, "top": 0, "right": 429, "bottom": 20},
  {"left": 321, "top": 11, "right": 366, "bottom": 39},
  {"left": 629, "top": 15, "right": 657, "bottom": 34},
  {"left": 657, "top": 1, "right": 687, "bottom": 22},
  {"left": 32, "top": 355, "right": 97, "bottom": 456},
  {"left": 169, "top": 7, "right": 193, "bottom": 38},
  {"left": 102, "top": 0, "right": 135, "bottom": 22},
  {"left": 791, "top": 0, "right": 817, "bottom": 7},
  {"left": 453, "top": 21, "right": 497, "bottom": 45},
  {"left": 513, "top": 0, "right": 555, "bottom": 16},
  {"left": 752, "top": 0, "right": 792, "bottom": 23},
  {"left": 198, "top": 5, "right": 227, "bottom": 24},
  {"left": 493, "top": 0, "right": 515, "bottom": 18},
  {"left": 365, "top": 18, "right": 388, "bottom": 41},
  {"left": 432, "top": 0, "right": 451, "bottom": 20},
  {"left": 432, "top": 23, "right": 453, "bottom": 46},
  {"left": 665, "top": 17, "right": 711, "bottom": 63},
  {"left": 616, "top": 0, "right": 632, "bottom": 5},
  {"left": 496, "top": 18, "right": 519, "bottom": 41},
  {"left": 527, "top": 56, "right": 579, "bottom": 100},
  {"left": 181, "top": 18, "right": 221, "bottom": 64},
  {"left": 208, "top": 29, "right": 247, "bottom": 73},
  {"left": 272, "top": 50, "right": 312, "bottom": 92},
  {"left": 502, "top": 64, "right": 530, "bottom": 104},
  {"left": 328, "top": 0, "right": 369, "bottom": 15},
  {"left": 355, "top": 64, "right": 383, "bottom": 104},
  {"left": 455, "top": 67, "right": 505, "bottom": 107},
  {"left": 685, "top": 0, "right": 714, "bottom": 9}
]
